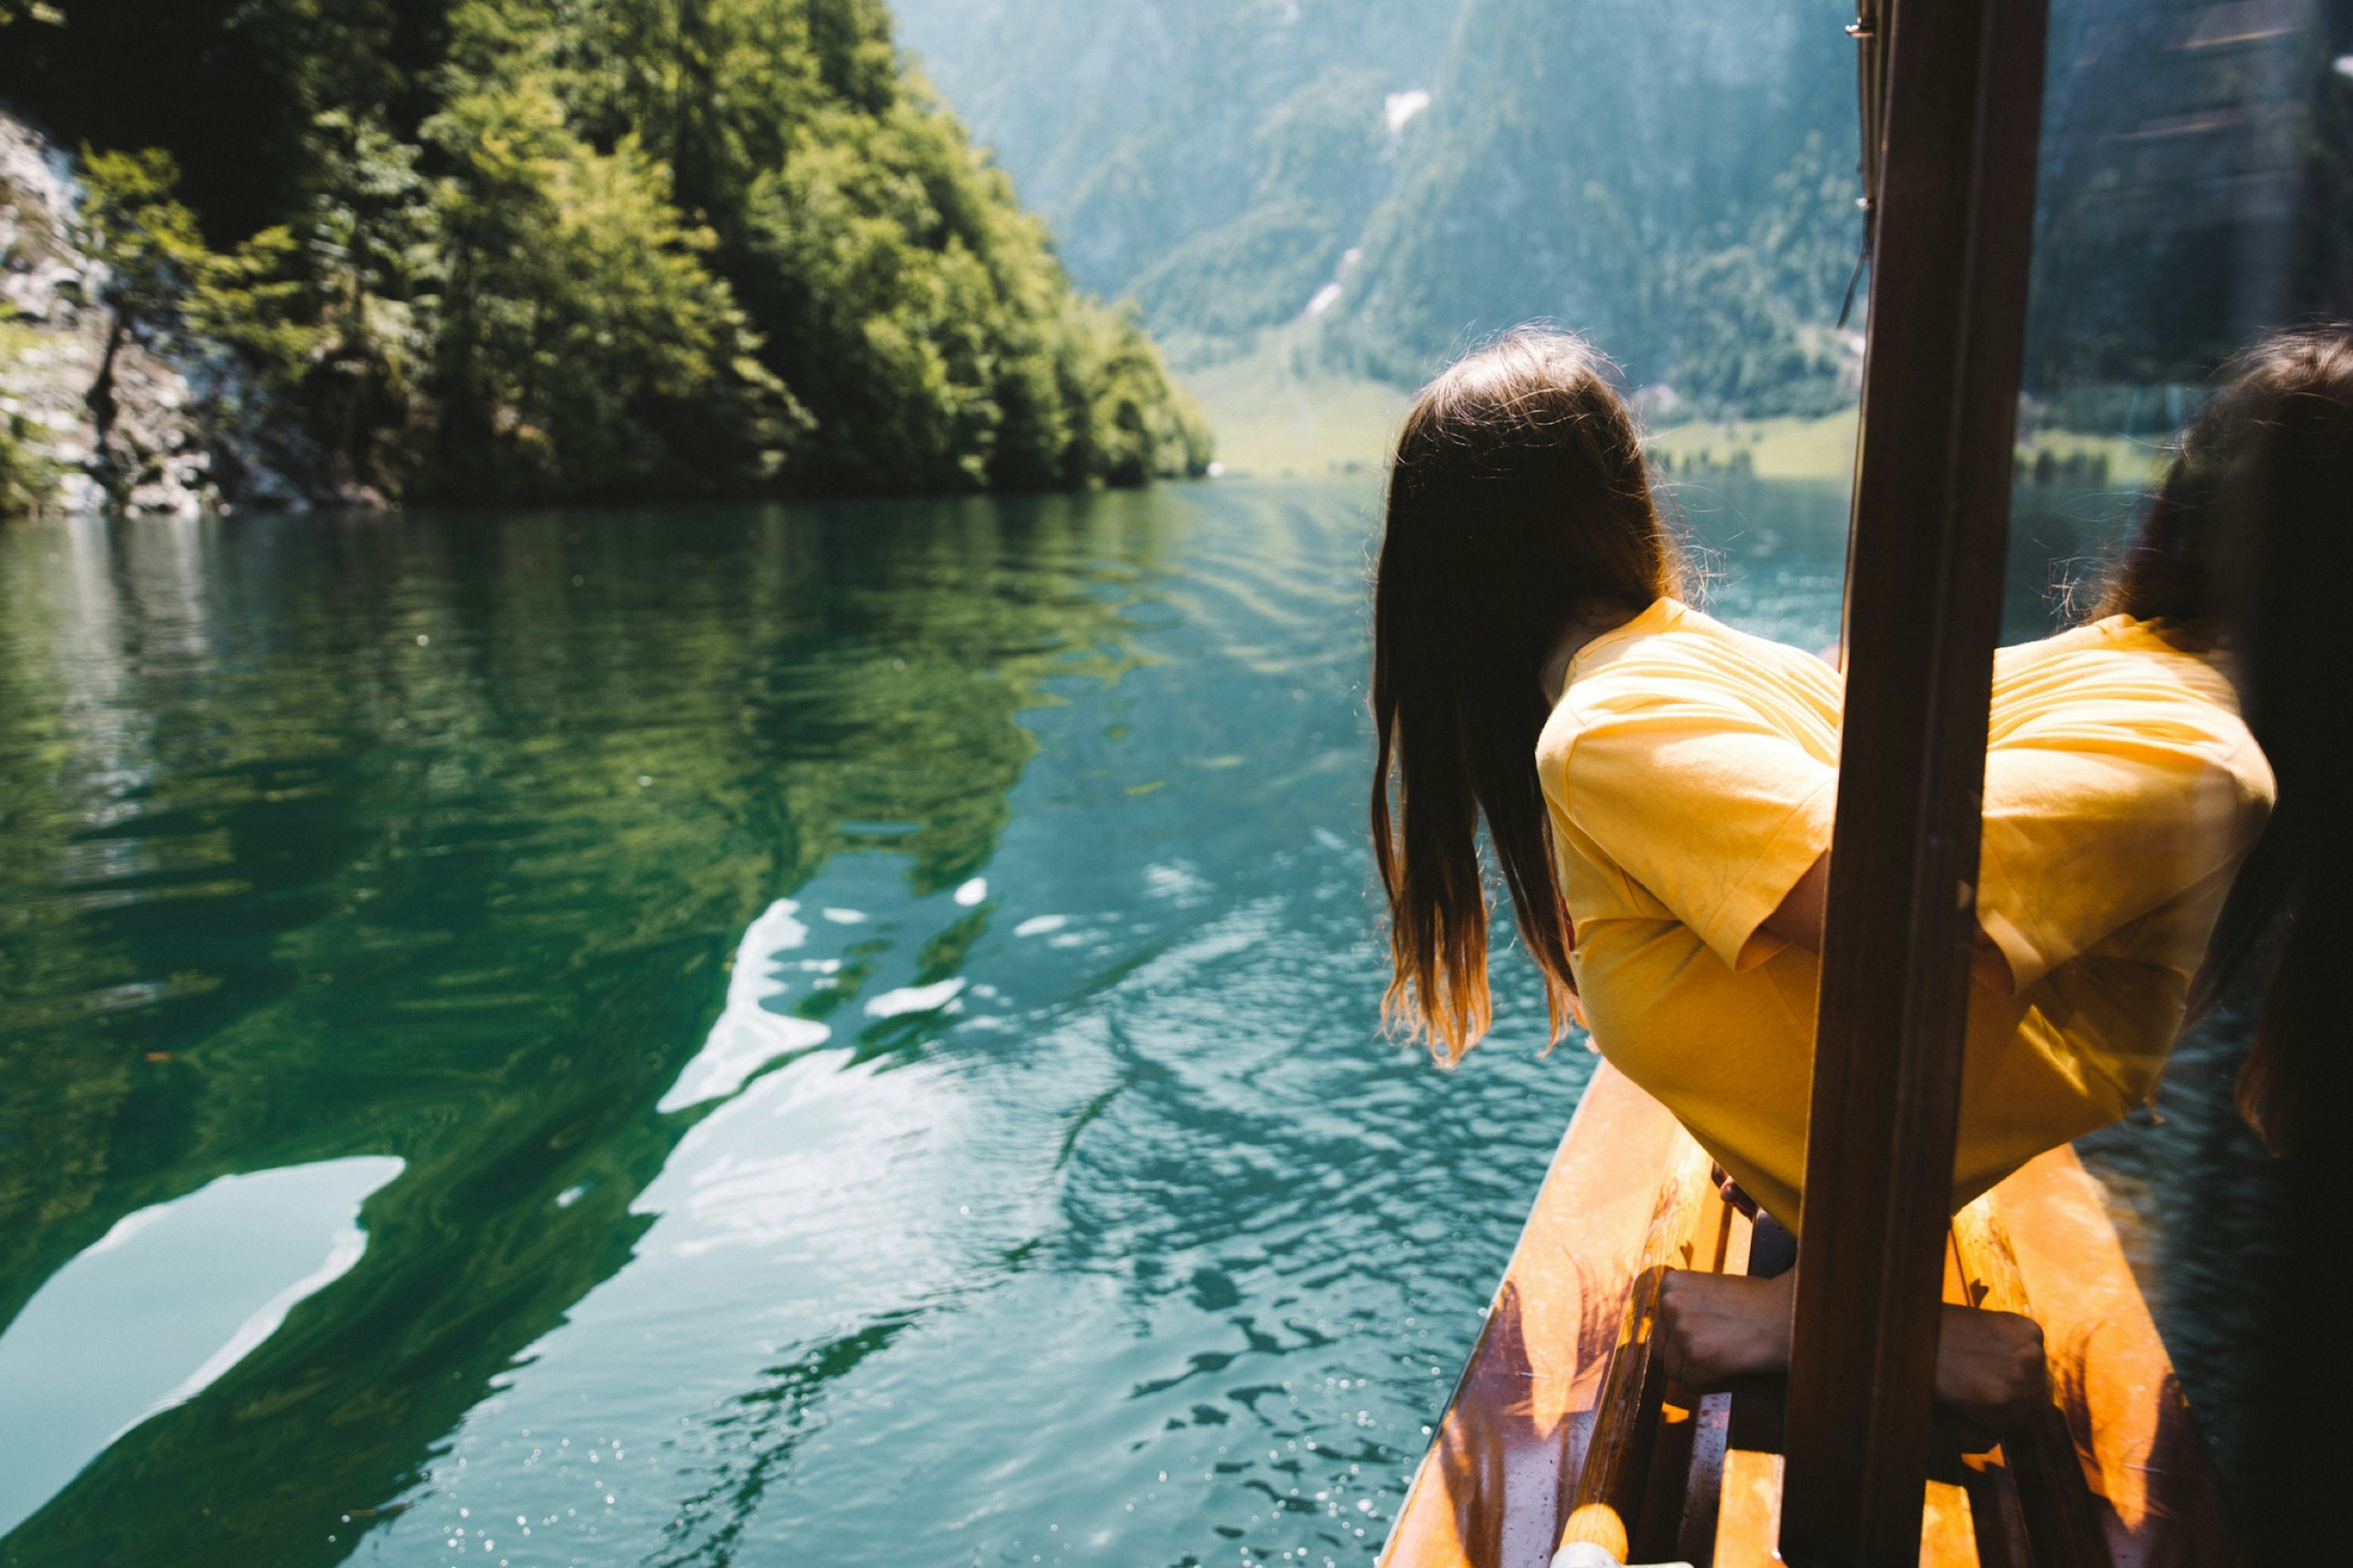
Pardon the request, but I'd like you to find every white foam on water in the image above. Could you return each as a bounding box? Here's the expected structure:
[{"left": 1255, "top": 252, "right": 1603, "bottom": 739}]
[{"left": 1143, "top": 861, "right": 1211, "bottom": 904}]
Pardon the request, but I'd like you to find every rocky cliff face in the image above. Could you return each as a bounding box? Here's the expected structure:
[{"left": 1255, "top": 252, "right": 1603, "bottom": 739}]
[{"left": 0, "top": 115, "right": 278, "bottom": 513}]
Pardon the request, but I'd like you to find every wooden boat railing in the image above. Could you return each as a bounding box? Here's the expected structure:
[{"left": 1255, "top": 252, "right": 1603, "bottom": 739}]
[
  {"left": 1377, "top": 1066, "right": 2242, "bottom": 1568},
  {"left": 1781, "top": 0, "right": 2053, "bottom": 1548}
]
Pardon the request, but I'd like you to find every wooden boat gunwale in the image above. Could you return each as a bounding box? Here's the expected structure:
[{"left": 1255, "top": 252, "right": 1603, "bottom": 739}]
[{"left": 1377, "top": 1066, "right": 2245, "bottom": 1567}]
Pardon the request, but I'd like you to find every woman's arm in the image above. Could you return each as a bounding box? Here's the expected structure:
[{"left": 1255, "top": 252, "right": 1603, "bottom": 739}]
[
  {"left": 1759, "top": 851, "right": 1829, "bottom": 949},
  {"left": 1758, "top": 850, "right": 2015, "bottom": 988},
  {"left": 1974, "top": 673, "right": 2271, "bottom": 993}
]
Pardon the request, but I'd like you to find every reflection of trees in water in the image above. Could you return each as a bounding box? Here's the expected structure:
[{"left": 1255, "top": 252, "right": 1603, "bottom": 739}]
[{"left": 0, "top": 493, "right": 1176, "bottom": 1565}]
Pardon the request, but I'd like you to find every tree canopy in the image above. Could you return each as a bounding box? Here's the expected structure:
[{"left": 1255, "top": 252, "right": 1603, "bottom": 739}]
[{"left": 0, "top": 0, "right": 1211, "bottom": 506}]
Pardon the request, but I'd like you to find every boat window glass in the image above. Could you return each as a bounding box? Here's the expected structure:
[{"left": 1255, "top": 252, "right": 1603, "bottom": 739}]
[
  {"left": 2006, "top": 0, "right": 2350, "bottom": 1512},
  {"left": 2010, "top": 0, "right": 2349, "bottom": 641}
]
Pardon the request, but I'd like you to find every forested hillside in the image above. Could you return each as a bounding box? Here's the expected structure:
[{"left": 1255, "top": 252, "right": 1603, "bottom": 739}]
[
  {"left": 0, "top": 0, "right": 1210, "bottom": 511},
  {"left": 889, "top": 1, "right": 1462, "bottom": 368},
  {"left": 896, "top": 0, "right": 2353, "bottom": 427},
  {"left": 895, "top": 0, "right": 1865, "bottom": 417},
  {"left": 1328, "top": 0, "right": 1859, "bottom": 413}
]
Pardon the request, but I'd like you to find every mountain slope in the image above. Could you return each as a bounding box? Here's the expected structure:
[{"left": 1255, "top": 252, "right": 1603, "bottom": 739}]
[
  {"left": 893, "top": 0, "right": 1459, "bottom": 322},
  {"left": 895, "top": 0, "right": 1863, "bottom": 414},
  {"left": 1327, "top": 0, "right": 1856, "bottom": 406},
  {"left": 898, "top": 0, "right": 2353, "bottom": 430}
]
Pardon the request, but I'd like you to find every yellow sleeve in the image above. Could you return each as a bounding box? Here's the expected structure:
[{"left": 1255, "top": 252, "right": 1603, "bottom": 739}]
[
  {"left": 1552, "top": 680, "right": 1837, "bottom": 971},
  {"left": 1978, "top": 687, "right": 2272, "bottom": 991}
]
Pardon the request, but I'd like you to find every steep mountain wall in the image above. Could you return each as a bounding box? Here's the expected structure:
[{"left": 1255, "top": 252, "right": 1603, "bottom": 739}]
[
  {"left": 897, "top": 0, "right": 2353, "bottom": 420},
  {"left": 893, "top": 0, "right": 1463, "bottom": 369},
  {"left": 896, "top": 0, "right": 1862, "bottom": 411},
  {"left": 1327, "top": 0, "right": 1855, "bottom": 398}
]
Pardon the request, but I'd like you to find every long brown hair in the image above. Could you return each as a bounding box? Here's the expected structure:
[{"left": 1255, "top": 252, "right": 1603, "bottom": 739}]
[
  {"left": 2097, "top": 324, "right": 2353, "bottom": 1149},
  {"left": 1370, "top": 329, "right": 1680, "bottom": 1062}
]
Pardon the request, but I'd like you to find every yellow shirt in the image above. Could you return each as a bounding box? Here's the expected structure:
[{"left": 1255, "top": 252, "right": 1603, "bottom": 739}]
[{"left": 1537, "top": 600, "right": 2273, "bottom": 1227}]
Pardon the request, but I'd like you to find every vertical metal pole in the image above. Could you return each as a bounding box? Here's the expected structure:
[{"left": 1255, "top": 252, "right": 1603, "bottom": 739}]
[{"left": 1778, "top": 0, "right": 2050, "bottom": 1562}]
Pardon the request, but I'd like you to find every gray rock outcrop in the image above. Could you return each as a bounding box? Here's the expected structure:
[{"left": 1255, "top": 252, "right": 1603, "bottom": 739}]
[{"left": 0, "top": 112, "right": 305, "bottom": 514}]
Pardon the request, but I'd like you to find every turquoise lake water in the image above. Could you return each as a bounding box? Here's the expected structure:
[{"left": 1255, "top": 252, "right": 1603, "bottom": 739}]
[{"left": 0, "top": 475, "right": 2273, "bottom": 1566}]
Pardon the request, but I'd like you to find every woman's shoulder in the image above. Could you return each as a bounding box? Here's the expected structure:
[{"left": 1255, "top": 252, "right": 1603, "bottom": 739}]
[
  {"left": 1573, "top": 600, "right": 1841, "bottom": 707},
  {"left": 1679, "top": 602, "right": 1844, "bottom": 676},
  {"left": 1542, "top": 600, "right": 1842, "bottom": 761},
  {"left": 1993, "top": 615, "right": 2241, "bottom": 716},
  {"left": 1990, "top": 618, "right": 2271, "bottom": 801},
  {"left": 1571, "top": 598, "right": 1828, "bottom": 674}
]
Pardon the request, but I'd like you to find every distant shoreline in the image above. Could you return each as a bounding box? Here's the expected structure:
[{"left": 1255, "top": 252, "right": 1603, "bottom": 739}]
[{"left": 1180, "top": 353, "right": 2164, "bottom": 491}]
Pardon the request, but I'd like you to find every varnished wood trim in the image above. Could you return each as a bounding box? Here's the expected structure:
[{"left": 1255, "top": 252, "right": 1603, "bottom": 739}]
[
  {"left": 1558, "top": 1143, "right": 1716, "bottom": 1558},
  {"left": 1714, "top": 1449, "right": 1786, "bottom": 1568},
  {"left": 1783, "top": 0, "right": 2053, "bottom": 1553},
  {"left": 1382, "top": 1076, "right": 2243, "bottom": 1568},
  {"left": 1949, "top": 1201, "right": 2114, "bottom": 1568},
  {"left": 1974, "top": 1151, "right": 2245, "bottom": 1567},
  {"left": 1378, "top": 1065, "right": 1692, "bottom": 1568}
]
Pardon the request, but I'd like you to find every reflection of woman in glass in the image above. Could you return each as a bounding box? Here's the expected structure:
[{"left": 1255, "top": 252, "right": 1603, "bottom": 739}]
[
  {"left": 1366, "top": 327, "right": 2275, "bottom": 1409},
  {"left": 2086, "top": 324, "right": 2352, "bottom": 1154},
  {"left": 2153, "top": 322, "right": 2353, "bottom": 1558}
]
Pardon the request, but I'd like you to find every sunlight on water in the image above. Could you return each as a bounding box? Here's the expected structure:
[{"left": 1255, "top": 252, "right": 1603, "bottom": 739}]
[
  {"left": 0, "top": 1157, "right": 404, "bottom": 1536},
  {"left": 657, "top": 900, "right": 830, "bottom": 1113},
  {"left": 0, "top": 474, "right": 2188, "bottom": 1566}
]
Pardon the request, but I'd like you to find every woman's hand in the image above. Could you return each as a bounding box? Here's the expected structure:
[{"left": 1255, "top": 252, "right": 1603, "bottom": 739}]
[
  {"left": 1655, "top": 1269, "right": 1794, "bottom": 1390},
  {"left": 1653, "top": 1265, "right": 2049, "bottom": 1433}
]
